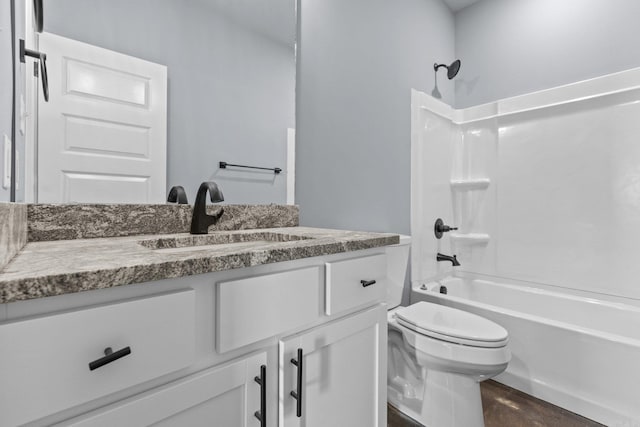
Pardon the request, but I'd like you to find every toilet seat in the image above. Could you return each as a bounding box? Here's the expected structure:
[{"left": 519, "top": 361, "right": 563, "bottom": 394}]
[{"left": 394, "top": 302, "right": 508, "bottom": 348}]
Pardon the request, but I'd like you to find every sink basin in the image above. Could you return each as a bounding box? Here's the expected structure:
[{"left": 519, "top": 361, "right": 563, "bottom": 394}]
[{"left": 139, "top": 231, "right": 311, "bottom": 254}]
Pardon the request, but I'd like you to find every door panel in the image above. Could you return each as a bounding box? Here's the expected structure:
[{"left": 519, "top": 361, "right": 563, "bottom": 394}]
[{"left": 65, "top": 59, "right": 149, "bottom": 106}]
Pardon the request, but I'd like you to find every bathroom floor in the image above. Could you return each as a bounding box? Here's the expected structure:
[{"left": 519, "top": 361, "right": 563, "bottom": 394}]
[{"left": 387, "top": 380, "right": 605, "bottom": 427}]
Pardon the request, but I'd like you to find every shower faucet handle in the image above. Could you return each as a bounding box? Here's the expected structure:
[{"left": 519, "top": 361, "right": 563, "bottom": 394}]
[{"left": 434, "top": 218, "right": 458, "bottom": 239}]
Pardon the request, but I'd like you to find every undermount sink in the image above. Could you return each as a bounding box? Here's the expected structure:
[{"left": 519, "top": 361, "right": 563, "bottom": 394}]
[{"left": 138, "top": 231, "right": 312, "bottom": 254}]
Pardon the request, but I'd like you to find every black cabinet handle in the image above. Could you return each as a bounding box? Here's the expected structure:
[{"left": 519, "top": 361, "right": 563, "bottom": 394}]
[
  {"left": 361, "top": 279, "right": 377, "bottom": 287},
  {"left": 254, "top": 364, "right": 266, "bottom": 426},
  {"left": 88, "top": 346, "right": 131, "bottom": 371},
  {"left": 19, "top": 39, "right": 49, "bottom": 102},
  {"left": 290, "top": 348, "right": 303, "bottom": 418}
]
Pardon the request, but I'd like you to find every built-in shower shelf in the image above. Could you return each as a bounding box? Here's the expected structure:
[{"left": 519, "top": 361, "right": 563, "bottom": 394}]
[
  {"left": 450, "top": 178, "right": 490, "bottom": 190},
  {"left": 449, "top": 233, "right": 490, "bottom": 245}
]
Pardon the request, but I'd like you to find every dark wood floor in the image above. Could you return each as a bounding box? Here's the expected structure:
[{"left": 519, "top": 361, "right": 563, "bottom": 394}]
[{"left": 388, "top": 380, "right": 605, "bottom": 427}]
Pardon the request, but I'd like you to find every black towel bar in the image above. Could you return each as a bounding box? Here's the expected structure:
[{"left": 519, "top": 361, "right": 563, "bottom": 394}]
[{"left": 219, "top": 162, "right": 281, "bottom": 174}]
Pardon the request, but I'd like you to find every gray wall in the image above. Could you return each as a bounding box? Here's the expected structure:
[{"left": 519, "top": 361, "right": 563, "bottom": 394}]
[
  {"left": 46, "top": 0, "right": 295, "bottom": 204},
  {"left": 455, "top": 0, "right": 640, "bottom": 108},
  {"left": 296, "top": 0, "right": 455, "bottom": 234}
]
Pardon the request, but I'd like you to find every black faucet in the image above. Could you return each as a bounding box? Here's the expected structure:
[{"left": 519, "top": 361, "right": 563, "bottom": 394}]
[
  {"left": 437, "top": 253, "right": 460, "bottom": 266},
  {"left": 190, "top": 182, "right": 225, "bottom": 234},
  {"left": 167, "top": 186, "right": 188, "bottom": 204}
]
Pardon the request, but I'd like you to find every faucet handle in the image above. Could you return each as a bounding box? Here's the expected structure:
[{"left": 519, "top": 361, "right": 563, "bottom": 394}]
[{"left": 434, "top": 218, "right": 458, "bottom": 239}]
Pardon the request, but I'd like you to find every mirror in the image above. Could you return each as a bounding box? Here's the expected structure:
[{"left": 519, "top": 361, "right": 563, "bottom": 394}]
[
  {"left": 16, "top": 0, "right": 296, "bottom": 204},
  {"left": 9, "top": 0, "right": 638, "bottom": 204}
]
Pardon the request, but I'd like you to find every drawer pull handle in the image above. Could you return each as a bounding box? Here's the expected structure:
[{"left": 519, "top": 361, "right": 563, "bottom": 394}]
[
  {"left": 361, "top": 279, "right": 377, "bottom": 287},
  {"left": 89, "top": 346, "right": 131, "bottom": 371},
  {"left": 290, "top": 348, "right": 303, "bottom": 418},
  {"left": 254, "top": 364, "right": 267, "bottom": 426}
]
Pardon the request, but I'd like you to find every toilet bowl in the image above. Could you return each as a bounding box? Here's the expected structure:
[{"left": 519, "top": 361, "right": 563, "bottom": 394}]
[{"left": 385, "top": 237, "right": 510, "bottom": 427}]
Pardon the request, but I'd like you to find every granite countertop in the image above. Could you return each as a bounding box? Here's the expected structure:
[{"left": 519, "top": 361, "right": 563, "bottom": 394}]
[{"left": 0, "top": 227, "right": 399, "bottom": 304}]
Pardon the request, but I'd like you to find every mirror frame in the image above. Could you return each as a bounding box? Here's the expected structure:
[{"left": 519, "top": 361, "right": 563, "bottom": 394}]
[{"left": 9, "top": 0, "right": 17, "bottom": 202}]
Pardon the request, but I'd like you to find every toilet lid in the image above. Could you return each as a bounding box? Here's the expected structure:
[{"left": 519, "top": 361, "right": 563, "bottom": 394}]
[{"left": 395, "top": 302, "right": 509, "bottom": 348}]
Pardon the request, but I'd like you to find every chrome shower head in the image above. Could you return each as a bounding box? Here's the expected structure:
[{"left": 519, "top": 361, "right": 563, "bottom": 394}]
[{"left": 434, "top": 59, "right": 461, "bottom": 80}]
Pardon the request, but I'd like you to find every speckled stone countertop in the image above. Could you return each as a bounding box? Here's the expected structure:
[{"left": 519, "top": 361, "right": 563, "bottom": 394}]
[{"left": 0, "top": 227, "right": 399, "bottom": 304}]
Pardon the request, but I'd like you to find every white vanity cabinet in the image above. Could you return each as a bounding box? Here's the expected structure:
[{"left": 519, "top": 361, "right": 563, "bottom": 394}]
[{"left": 1, "top": 248, "right": 389, "bottom": 427}]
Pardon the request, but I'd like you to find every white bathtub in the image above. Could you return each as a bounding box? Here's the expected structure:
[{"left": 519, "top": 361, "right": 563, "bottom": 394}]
[{"left": 411, "top": 276, "right": 640, "bottom": 427}]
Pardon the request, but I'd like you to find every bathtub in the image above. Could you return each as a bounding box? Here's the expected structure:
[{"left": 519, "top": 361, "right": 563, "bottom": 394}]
[{"left": 411, "top": 275, "right": 640, "bottom": 427}]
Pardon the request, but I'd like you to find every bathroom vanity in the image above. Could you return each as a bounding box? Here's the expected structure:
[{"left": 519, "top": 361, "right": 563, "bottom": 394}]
[{"left": 0, "top": 204, "right": 398, "bottom": 427}]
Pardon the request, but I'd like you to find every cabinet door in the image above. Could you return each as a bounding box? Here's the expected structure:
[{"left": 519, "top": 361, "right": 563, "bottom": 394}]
[
  {"left": 279, "top": 306, "right": 387, "bottom": 427},
  {"left": 57, "top": 352, "right": 267, "bottom": 427}
]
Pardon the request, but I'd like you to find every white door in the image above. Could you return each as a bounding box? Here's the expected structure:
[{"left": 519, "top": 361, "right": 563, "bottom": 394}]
[
  {"left": 37, "top": 32, "right": 167, "bottom": 203},
  {"left": 279, "top": 306, "right": 387, "bottom": 427},
  {"left": 56, "top": 352, "right": 267, "bottom": 427}
]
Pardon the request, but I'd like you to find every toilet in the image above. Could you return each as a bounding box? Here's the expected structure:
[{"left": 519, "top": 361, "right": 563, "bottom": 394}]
[{"left": 385, "top": 236, "right": 510, "bottom": 427}]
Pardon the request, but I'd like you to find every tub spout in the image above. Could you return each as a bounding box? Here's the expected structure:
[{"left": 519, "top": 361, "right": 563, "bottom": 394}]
[{"left": 437, "top": 253, "right": 460, "bottom": 266}]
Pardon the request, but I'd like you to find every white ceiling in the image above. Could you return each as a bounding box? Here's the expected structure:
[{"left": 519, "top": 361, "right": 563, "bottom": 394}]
[{"left": 443, "top": 0, "right": 481, "bottom": 13}]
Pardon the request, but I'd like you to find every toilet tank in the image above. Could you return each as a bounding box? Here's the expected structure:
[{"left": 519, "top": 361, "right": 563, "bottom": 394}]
[{"left": 385, "top": 235, "right": 411, "bottom": 309}]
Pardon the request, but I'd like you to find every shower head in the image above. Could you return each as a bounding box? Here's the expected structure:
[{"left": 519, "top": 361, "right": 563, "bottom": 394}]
[{"left": 434, "top": 59, "right": 461, "bottom": 80}]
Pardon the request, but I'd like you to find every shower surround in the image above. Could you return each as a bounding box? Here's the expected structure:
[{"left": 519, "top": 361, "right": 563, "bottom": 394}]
[{"left": 411, "top": 67, "right": 640, "bottom": 426}]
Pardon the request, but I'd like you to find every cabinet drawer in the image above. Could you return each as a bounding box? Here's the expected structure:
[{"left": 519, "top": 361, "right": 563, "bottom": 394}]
[
  {"left": 0, "top": 290, "right": 196, "bottom": 427},
  {"left": 217, "top": 267, "right": 322, "bottom": 353},
  {"left": 325, "top": 254, "right": 386, "bottom": 315}
]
